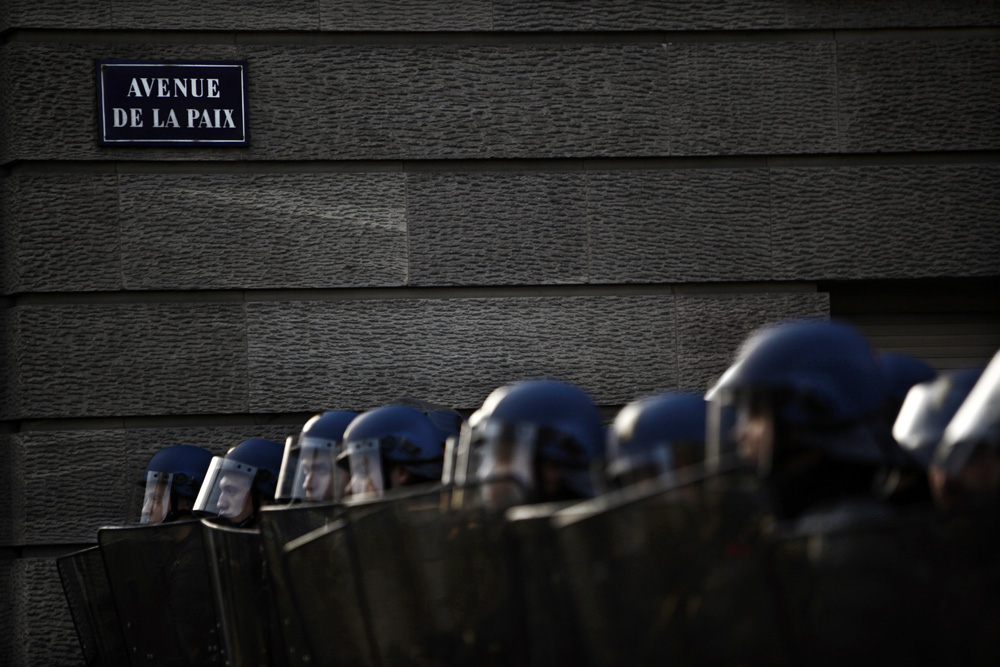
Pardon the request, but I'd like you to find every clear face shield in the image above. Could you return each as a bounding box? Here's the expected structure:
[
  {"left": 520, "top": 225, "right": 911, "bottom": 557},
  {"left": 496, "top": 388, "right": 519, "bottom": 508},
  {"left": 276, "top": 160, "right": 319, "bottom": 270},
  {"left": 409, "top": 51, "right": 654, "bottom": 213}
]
[
  {"left": 193, "top": 457, "right": 257, "bottom": 524},
  {"left": 275, "top": 434, "right": 300, "bottom": 503},
  {"left": 605, "top": 446, "right": 676, "bottom": 492},
  {"left": 336, "top": 439, "right": 385, "bottom": 502},
  {"left": 706, "top": 390, "right": 773, "bottom": 476},
  {"left": 457, "top": 420, "right": 538, "bottom": 510},
  {"left": 138, "top": 471, "right": 174, "bottom": 524},
  {"left": 291, "top": 436, "right": 345, "bottom": 503}
]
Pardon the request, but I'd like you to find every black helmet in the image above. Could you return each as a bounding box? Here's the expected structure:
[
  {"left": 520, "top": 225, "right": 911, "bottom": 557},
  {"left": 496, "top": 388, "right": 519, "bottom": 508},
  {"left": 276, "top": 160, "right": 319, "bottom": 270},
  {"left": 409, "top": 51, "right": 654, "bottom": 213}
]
[
  {"left": 458, "top": 379, "right": 604, "bottom": 504},
  {"left": 193, "top": 438, "right": 284, "bottom": 526},
  {"left": 134, "top": 445, "right": 214, "bottom": 524}
]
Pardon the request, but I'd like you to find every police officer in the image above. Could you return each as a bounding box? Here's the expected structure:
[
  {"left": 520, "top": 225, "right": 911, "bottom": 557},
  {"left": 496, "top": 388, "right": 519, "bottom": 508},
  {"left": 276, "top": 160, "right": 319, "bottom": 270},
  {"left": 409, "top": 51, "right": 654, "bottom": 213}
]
[
  {"left": 604, "top": 391, "right": 706, "bottom": 492},
  {"left": 194, "top": 438, "right": 284, "bottom": 527},
  {"left": 705, "top": 320, "right": 933, "bottom": 666},
  {"left": 134, "top": 444, "right": 214, "bottom": 524},
  {"left": 459, "top": 379, "right": 604, "bottom": 507},
  {"left": 929, "top": 350, "right": 1000, "bottom": 510},
  {"left": 278, "top": 410, "right": 358, "bottom": 503},
  {"left": 337, "top": 404, "right": 455, "bottom": 499},
  {"left": 706, "top": 319, "right": 903, "bottom": 523}
]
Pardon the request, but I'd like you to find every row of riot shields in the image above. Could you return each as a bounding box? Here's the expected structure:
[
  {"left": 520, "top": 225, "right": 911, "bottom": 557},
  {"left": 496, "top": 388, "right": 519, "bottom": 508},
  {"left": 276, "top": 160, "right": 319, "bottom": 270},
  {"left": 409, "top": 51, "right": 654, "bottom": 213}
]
[{"left": 60, "top": 472, "right": 1000, "bottom": 667}]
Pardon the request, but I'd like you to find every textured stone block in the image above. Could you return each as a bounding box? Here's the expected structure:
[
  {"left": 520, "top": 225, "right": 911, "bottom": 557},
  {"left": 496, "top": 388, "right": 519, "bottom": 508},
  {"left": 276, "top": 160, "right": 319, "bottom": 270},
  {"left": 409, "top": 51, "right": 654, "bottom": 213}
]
[
  {"left": 665, "top": 41, "right": 839, "bottom": 155},
  {"left": 407, "top": 172, "right": 589, "bottom": 286},
  {"left": 111, "top": 0, "right": 319, "bottom": 30},
  {"left": 675, "top": 292, "right": 831, "bottom": 390},
  {"left": 3, "top": 304, "right": 248, "bottom": 420},
  {"left": 0, "top": 0, "right": 111, "bottom": 31},
  {"left": 120, "top": 173, "right": 408, "bottom": 289},
  {"left": 244, "top": 43, "right": 672, "bottom": 160},
  {"left": 6, "top": 558, "right": 82, "bottom": 667},
  {"left": 771, "top": 164, "right": 1000, "bottom": 280},
  {"left": 837, "top": 38, "right": 1000, "bottom": 153},
  {"left": 493, "top": 0, "right": 785, "bottom": 31},
  {"left": 247, "top": 295, "right": 679, "bottom": 412},
  {"left": 2, "top": 174, "right": 122, "bottom": 295},
  {"left": 784, "top": 0, "right": 1000, "bottom": 29},
  {"left": 493, "top": 0, "right": 1000, "bottom": 30},
  {"left": 587, "top": 169, "right": 772, "bottom": 283},
  {"left": 11, "top": 424, "right": 293, "bottom": 543},
  {"left": 320, "top": 0, "right": 491, "bottom": 30},
  {"left": 0, "top": 43, "right": 242, "bottom": 165}
]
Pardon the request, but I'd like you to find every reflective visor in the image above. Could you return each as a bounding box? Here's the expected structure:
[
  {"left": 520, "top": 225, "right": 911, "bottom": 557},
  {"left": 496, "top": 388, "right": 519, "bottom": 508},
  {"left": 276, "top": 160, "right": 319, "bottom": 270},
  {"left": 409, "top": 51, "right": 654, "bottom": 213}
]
[
  {"left": 936, "top": 356, "right": 1000, "bottom": 476},
  {"left": 275, "top": 435, "right": 300, "bottom": 503},
  {"left": 605, "top": 446, "right": 675, "bottom": 491},
  {"left": 291, "top": 436, "right": 344, "bottom": 503},
  {"left": 458, "top": 420, "right": 537, "bottom": 509},
  {"left": 139, "top": 471, "right": 174, "bottom": 524},
  {"left": 193, "top": 457, "right": 257, "bottom": 523},
  {"left": 337, "top": 439, "right": 385, "bottom": 501}
]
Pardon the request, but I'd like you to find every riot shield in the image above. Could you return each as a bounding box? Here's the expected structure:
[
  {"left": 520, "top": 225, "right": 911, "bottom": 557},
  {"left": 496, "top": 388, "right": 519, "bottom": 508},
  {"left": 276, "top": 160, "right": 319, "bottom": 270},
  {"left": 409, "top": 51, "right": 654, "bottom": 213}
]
[
  {"left": 765, "top": 505, "right": 939, "bottom": 667},
  {"left": 57, "top": 546, "right": 129, "bottom": 667},
  {"left": 923, "top": 508, "right": 1000, "bottom": 667},
  {"left": 504, "top": 501, "right": 584, "bottom": 667},
  {"left": 202, "top": 521, "right": 281, "bottom": 667},
  {"left": 98, "top": 521, "right": 222, "bottom": 667},
  {"left": 258, "top": 500, "right": 344, "bottom": 667},
  {"left": 282, "top": 518, "right": 378, "bottom": 667},
  {"left": 341, "top": 484, "right": 451, "bottom": 667},
  {"left": 554, "top": 467, "right": 777, "bottom": 667}
]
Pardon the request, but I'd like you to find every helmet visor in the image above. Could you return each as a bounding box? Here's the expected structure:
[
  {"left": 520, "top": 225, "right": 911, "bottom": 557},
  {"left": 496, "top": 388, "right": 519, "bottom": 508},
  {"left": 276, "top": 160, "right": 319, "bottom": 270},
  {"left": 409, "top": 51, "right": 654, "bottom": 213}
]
[
  {"left": 139, "top": 471, "right": 174, "bottom": 525},
  {"left": 461, "top": 420, "right": 536, "bottom": 509},
  {"left": 605, "top": 446, "right": 675, "bottom": 492},
  {"left": 275, "top": 435, "right": 300, "bottom": 503},
  {"left": 291, "top": 436, "right": 344, "bottom": 503},
  {"left": 337, "top": 439, "right": 385, "bottom": 501},
  {"left": 935, "top": 356, "right": 1000, "bottom": 477},
  {"left": 193, "top": 457, "right": 257, "bottom": 523}
]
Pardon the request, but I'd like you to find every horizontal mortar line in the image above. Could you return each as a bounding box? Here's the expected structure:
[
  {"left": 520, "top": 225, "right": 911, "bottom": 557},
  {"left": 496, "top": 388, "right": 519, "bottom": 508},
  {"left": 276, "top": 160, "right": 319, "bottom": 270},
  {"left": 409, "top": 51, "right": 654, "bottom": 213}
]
[
  {"left": 7, "top": 281, "right": 819, "bottom": 306},
  {"left": 5, "top": 151, "right": 1000, "bottom": 176},
  {"left": 10, "top": 411, "right": 317, "bottom": 433},
  {"left": 2, "top": 26, "right": 998, "bottom": 47}
]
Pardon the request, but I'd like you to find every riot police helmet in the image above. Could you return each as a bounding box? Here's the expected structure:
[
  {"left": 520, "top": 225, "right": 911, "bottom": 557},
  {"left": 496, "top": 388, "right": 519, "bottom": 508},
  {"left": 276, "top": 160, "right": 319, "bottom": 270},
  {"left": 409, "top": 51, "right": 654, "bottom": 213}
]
[
  {"left": 879, "top": 352, "right": 937, "bottom": 415},
  {"left": 337, "top": 405, "right": 451, "bottom": 500},
  {"left": 194, "top": 438, "right": 284, "bottom": 527},
  {"left": 276, "top": 410, "right": 358, "bottom": 503},
  {"left": 929, "top": 351, "right": 1000, "bottom": 509},
  {"left": 605, "top": 391, "right": 707, "bottom": 491},
  {"left": 134, "top": 445, "right": 214, "bottom": 524},
  {"left": 706, "top": 320, "right": 902, "bottom": 517},
  {"left": 893, "top": 367, "right": 984, "bottom": 469},
  {"left": 458, "top": 379, "right": 604, "bottom": 505}
]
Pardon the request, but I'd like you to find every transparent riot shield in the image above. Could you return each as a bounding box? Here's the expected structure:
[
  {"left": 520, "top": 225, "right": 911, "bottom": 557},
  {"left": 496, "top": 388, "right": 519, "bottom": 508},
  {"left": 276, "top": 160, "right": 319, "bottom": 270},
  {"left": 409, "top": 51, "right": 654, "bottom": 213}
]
[
  {"left": 98, "top": 520, "right": 222, "bottom": 667},
  {"left": 504, "top": 500, "right": 584, "bottom": 667},
  {"left": 257, "top": 500, "right": 344, "bottom": 667},
  {"left": 916, "top": 508, "right": 999, "bottom": 667},
  {"left": 554, "top": 467, "right": 777, "bottom": 667},
  {"left": 57, "top": 546, "right": 129, "bottom": 667},
  {"left": 339, "top": 484, "right": 446, "bottom": 667},
  {"left": 765, "top": 505, "right": 939, "bottom": 667},
  {"left": 202, "top": 520, "right": 281, "bottom": 667},
  {"left": 281, "top": 518, "right": 378, "bottom": 667}
]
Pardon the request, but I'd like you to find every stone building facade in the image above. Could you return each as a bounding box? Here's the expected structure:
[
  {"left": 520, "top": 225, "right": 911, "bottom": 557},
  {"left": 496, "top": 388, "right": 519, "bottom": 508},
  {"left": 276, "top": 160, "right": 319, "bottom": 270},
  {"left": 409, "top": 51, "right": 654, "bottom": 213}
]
[{"left": 2, "top": 2, "right": 999, "bottom": 664}]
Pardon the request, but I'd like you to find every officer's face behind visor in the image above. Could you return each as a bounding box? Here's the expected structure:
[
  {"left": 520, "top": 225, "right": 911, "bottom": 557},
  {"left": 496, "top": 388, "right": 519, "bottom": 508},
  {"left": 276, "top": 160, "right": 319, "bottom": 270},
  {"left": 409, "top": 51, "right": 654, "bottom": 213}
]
[
  {"left": 292, "top": 437, "right": 344, "bottom": 503},
  {"left": 194, "top": 457, "right": 256, "bottom": 524},
  {"left": 336, "top": 439, "right": 385, "bottom": 501},
  {"left": 464, "top": 420, "right": 538, "bottom": 510},
  {"left": 139, "top": 471, "right": 174, "bottom": 524},
  {"left": 707, "top": 391, "right": 773, "bottom": 475}
]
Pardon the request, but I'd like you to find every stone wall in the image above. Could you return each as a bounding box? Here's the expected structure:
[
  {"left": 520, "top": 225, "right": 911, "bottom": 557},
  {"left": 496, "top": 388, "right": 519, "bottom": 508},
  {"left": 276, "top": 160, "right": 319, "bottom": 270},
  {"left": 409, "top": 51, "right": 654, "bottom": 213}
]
[{"left": 2, "top": 2, "right": 998, "bottom": 664}]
